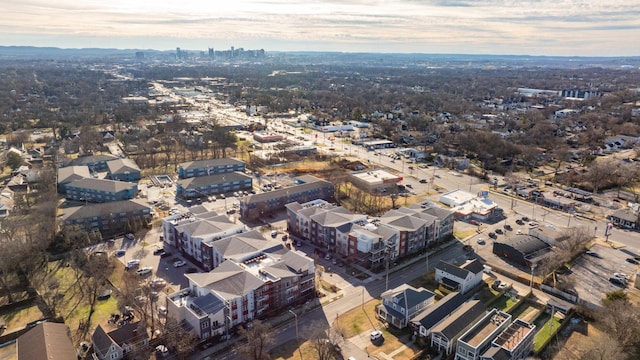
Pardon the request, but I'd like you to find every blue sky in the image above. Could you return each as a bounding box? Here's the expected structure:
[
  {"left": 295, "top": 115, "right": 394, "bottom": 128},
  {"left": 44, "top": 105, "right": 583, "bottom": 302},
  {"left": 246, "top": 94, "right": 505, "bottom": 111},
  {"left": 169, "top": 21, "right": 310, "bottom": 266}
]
[{"left": 1, "top": 0, "right": 639, "bottom": 56}]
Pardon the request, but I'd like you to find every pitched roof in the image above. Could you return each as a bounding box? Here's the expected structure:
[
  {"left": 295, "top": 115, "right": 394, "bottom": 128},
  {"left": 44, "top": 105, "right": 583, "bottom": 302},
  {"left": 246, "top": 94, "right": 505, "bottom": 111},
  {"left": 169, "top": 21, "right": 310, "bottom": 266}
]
[
  {"left": 92, "top": 324, "right": 119, "bottom": 358},
  {"left": 311, "top": 206, "right": 362, "bottom": 227},
  {"left": 462, "top": 259, "right": 484, "bottom": 275},
  {"left": 17, "top": 322, "right": 76, "bottom": 360},
  {"left": 107, "top": 321, "right": 147, "bottom": 347},
  {"left": 107, "top": 158, "right": 140, "bottom": 174},
  {"left": 431, "top": 300, "right": 486, "bottom": 340},
  {"left": 178, "top": 158, "right": 244, "bottom": 171},
  {"left": 379, "top": 209, "right": 427, "bottom": 231},
  {"left": 413, "top": 291, "right": 466, "bottom": 329},
  {"left": 57, "top": 165, "right": 91, "bottom": 184},
  {"left": 67, "top": 178, "right": 137, "bottom": 193},
  {"left": 186, "top": 261, "right": 265, "bottom": 300},
  {"left": 65, "top": 154, "right": 119, "bottom": 167},
  {"left": 211, "top": 229, "right": 284, "bottom": 260},
  {"left": 381, "top": 284, "right": 435, "bottom": 313},
  {"left": 62, "top": 198, "right": 150, "bottom": 222},
  {"left": 436, "top": 260, "right": 471, "bottom": 279}
]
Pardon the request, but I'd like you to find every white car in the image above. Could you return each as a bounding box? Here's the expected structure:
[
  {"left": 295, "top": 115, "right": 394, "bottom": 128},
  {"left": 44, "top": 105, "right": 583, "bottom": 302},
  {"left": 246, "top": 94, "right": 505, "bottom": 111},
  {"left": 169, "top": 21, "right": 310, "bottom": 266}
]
[
  {"left": 136, "top": 267, "right": 152, "bottom": 276},
  {"left": 173, "top": 260, "right": 186, "bottom": 268},
  {"left": 126, "top": 259, "right": 141, "bottom": 268},
  {"left": 370, "top": 330, "right": 383, "bottom": 342}
]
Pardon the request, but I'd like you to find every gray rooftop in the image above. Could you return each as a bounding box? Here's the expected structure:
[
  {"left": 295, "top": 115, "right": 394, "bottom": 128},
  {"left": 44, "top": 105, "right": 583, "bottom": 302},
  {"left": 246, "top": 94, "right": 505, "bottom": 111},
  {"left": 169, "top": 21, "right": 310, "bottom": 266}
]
[
  {"left": 67, "top": 178, "right": 137, "bottom": 193},
  {"left": 177, "top": 171, "right": 251, "bottom": 189},
  {"left": 107, "top": 158, "right": 141, "bottom": 174}
]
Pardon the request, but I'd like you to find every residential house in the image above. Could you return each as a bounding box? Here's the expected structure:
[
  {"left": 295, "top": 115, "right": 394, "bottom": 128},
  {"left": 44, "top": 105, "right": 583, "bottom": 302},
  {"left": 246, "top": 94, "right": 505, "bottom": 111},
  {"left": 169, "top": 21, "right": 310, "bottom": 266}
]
[
  {"left": 241, "top": 175, "right": 333, "bottom": 220},
  {"left": 17, "top": 322, "right": 76, "bottom": 360},
  {"left": 177, "top": 158, "right": 245, "bottom": 179},
  {"left": 65, "top": 178, "right": 138, "bottom": 203},
  {"left": 61, "top": 198, "right": 152, "bottom": 234},
  {"left": 92, "top": 322, "right": 148, "bottom": 360},
  {"left": 479, "top": 319, "right": 536, "bottom": 360},
  {"left": 167, "top": 247, "right": 315, "bottom": 339},
  {"left": 0, "top": 188, "right": 13, "bottom": 218},
  {"left": 107, "top": 158, "right": 141, "bottom": 181},
  {"left": 377, "top": 284, "right": 436, "bottom": 329},
  {"left": 435, "top": 259, "right": 484, "bottom": 294},
  {"left": 455, "top": 309, "right": 512, "bottom": 360},
  {"left": 412, "top": 291, "right": 466, "bottom": 338},
  {"left": 57, "top": 165, "right": 91, "bottom": 193},
  {"left": 430, "top": 300, "right": 486, "bottom": 355},
  {"left": 176, "top": 171, "right": 252, "bottom": 200}
]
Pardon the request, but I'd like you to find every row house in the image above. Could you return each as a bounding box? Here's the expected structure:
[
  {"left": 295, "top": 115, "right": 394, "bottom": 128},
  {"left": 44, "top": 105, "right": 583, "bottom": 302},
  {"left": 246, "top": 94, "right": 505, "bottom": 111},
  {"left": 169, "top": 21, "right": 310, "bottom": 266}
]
[
  {"left": 430, "top": 300, "right": 486, "bottom": 356},
  {"left": 65, "top": 178, "right": 138, "bottom": 203},
  {"left": 167, "top": 245, "right": 314, "bottom": 340},
  {"left": 177, "top": 158, "right": 245, "bottom": 179},
  {"left": 176, "top": 171, "right": 252, "bottom": 200},
  {"left": 455, "top": 309, "right": 512, "bottom": 360}
]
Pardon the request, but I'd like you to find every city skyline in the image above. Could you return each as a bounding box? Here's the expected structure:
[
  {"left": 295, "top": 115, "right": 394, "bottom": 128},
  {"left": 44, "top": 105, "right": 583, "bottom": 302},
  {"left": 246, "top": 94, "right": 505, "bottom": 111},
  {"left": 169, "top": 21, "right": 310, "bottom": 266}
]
[{"left": 2, "top": 0, "right": 639, "bottom": 56}]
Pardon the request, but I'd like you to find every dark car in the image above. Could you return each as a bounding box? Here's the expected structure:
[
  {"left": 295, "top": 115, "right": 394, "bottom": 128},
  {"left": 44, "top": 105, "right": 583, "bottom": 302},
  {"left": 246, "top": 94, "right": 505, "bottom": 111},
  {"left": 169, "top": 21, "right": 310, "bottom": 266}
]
[
  {"left": 626, "top": 257, "right": 640, "bottom": 265},
  {"left": 610, "top": 277, "right": 627, "bottom": 286},
  {"left": 160, "top": 251, "right": 171, "bottom": 258},
  {"left": 521, "top": 216, "right": 530, "bottom": 222},
  {"left": 515, "top": 219, "right": 524, "bottom": 225},
  {"left": 420, "top": 179, "right": 427, "bottom": 184},
  {"left": 585, "top": 251, "right": 601, "bottom": 258},
  {"left": 488, "top": 232, "right": 497, "bottom": 239},
  {"left": 495, "top": 229, "right": 504, "bottom": 234},
  {"left": 503, "top": 224, "right": 512, "bottom": 231},
  {"left": 153, "top": 248, "right": 166, "bottom": 256}
]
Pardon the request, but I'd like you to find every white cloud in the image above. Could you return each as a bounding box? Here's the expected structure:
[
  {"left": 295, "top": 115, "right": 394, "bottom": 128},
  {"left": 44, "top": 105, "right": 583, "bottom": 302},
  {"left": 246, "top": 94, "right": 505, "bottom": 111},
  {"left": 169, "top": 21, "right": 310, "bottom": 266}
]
[{"left": 0, "top": 0, "right": 638, "bottom": 55}]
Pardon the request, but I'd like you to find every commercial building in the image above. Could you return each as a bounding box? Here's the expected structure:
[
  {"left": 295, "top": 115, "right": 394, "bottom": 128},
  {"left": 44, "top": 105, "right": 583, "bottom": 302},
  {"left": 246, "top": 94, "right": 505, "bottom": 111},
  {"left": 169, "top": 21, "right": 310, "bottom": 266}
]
[
  {"left": 492, "top": 235, "right": 550, "bottom": 268},
  {"left": 253, "top": 132, "right": 284, "bottom": 143},
  {"left": 177, "top": 158, "right": 245, "bottom": 179},
  {"left": 350, "top": 169, "right": 403, "bottom": 193}
]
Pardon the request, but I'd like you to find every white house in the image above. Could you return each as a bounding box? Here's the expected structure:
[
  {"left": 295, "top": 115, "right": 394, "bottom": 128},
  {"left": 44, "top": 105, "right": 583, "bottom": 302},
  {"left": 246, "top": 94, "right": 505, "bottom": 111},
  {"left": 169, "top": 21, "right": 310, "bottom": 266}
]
[{"left": 435, "top": 259, "right": 484, "bottom": 294}]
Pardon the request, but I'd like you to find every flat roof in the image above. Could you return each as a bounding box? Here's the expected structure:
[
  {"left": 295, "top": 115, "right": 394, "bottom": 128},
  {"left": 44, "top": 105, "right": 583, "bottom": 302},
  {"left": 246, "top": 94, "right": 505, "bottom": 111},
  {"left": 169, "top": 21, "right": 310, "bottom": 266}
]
[
  {"left": 461, "top": 309, "right": 510, "bottom": 348},
  {"left": 493, "top": 319, "right": 536, "bottom": 352},
  {"left": 351, "top": 169, "right": 402, "bottom": 185}
]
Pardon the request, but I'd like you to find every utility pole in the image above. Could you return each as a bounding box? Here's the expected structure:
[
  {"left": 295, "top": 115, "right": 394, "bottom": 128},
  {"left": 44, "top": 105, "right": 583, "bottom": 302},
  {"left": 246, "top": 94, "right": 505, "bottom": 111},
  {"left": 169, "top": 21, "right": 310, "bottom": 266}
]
[{"left": 289, "top": 310, "right": 301, "bottom": 359}]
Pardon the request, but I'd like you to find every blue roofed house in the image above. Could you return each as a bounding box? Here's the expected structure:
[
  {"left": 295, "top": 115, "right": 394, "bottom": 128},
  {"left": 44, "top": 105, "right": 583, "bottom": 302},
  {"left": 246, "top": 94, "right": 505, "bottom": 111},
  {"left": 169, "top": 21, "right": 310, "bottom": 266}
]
[
  {"left": 435, "top": 259, "right": 484, "bottom": 294},
  {"left": 377, "top": 284, "right": 435, "bottom": 329},
  {"left": 107, "top": 158, "right": 141, "bottom": 181}
]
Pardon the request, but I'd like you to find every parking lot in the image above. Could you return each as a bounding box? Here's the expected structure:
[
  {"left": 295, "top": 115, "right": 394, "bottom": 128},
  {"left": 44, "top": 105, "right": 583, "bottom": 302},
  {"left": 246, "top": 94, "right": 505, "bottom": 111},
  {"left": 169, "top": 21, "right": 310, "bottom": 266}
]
[{"left": 559, "top": 243, "right": 640, "bottom": 306}]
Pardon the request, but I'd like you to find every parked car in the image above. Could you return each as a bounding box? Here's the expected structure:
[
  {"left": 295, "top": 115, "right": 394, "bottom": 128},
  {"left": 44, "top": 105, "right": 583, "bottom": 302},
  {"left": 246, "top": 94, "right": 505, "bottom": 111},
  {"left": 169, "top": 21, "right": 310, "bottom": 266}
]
[
  {"left": 476, "top": 238, "right": 486, "bottom": 245},
  {"left": 469, "top": 220, "right": 480, "bottom": 226},
  {"left": 153, "top": 248, "right": 166, "bottom": 256},
  {"left": 136, "top": 267, "right": 152, "bottom": 276},
  {"left": 114, "top": 250, "right": 126, "bottom": 257},
  {"left": 521, "top": 216, "right": 530, "bottom": 222},
  {"left": 419, "top": 179, "right": 427, "bottom": 183},
  {"left": 173, "top": 260, "right": 187, "bottom": 268},
  {"left": 495, "top": 229, "right": 503, "bottom": 234},
  {"left": 585, "top": 250, "right": 601, "bottom": 258},
  {"left": 324, "top": 253, "right": 332, "bottom": 260},
  {"left": 125, "top": 233, "right": 135, "bottom": 241},
  {"left": 488, "top": 232, "right": 497, "bottom": 239},
  {"left": 126, "top": 259, "right": 140, "bottom": 268},
  {"left": 370, "top": 330, "right": 384, "bottom": 343},
  {"left": 271, "top": 230, "right": 278, "bottom": 238},
  {"left": 610, "top": 277, "right": 627, "bottom": 286}
]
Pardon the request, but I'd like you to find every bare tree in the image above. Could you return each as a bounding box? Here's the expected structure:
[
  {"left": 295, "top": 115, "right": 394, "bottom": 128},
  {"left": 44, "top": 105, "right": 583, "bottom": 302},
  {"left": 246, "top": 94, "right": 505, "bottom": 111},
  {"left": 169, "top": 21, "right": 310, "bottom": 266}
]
[{"left": 236, "top": 320, "right": 273, "bottom": 360}]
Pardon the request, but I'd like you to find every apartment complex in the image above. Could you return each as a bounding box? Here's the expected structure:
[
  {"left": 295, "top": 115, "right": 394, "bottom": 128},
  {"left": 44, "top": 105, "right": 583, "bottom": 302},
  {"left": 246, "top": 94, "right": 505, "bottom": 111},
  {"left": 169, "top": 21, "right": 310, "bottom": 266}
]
[
  {"left": 65, "top": 178, "right": 138, "bottom": 203},
  {"left": 286, "top": 199, "right": 454, "bottom": 268},
  {"left": 61, "top": 198, "right": 152, "bottom": 233},
  {"left": 177, "top": 158, "right": 245, "bottom": 179},
  {"left": 241, "top": 175, "right": 333, "bottom": 220},
  {"left": 176, "top": 171, "right": 252, "bottom": 199},
  {"left": 166, "top": 239, "right": 315, "bottom": 340},
  {"left": 161, "top": 206, "right": 246, "bottom": 269}
]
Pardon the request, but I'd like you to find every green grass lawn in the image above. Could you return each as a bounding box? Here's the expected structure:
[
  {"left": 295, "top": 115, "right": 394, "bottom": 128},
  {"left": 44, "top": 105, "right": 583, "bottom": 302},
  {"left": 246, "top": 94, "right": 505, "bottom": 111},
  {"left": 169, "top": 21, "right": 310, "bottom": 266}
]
[
  {"left": 533, "top": 314, "right": 563, "bottom": 352},
  {"left": 1, "top": 304, "right": 44, "bottom": 331},
  {"left": 487, "top": 294, "right": 518, "bottom": 312}
]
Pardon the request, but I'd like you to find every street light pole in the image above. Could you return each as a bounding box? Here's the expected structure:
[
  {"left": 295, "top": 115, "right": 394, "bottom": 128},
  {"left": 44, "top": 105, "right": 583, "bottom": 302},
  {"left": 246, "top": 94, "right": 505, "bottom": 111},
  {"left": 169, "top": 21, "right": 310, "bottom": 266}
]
[{"left": 289, "top": 310, "right": 301, "bottom": 359}]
